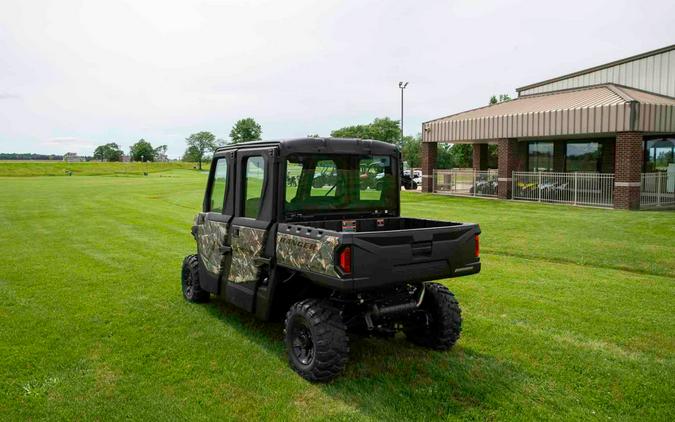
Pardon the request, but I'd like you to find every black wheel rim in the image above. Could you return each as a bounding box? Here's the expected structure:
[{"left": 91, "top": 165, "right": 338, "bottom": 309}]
[
  {"left": 184, "top": 269, "right": 193, "bottom": 298},
  {"left": 291, "top": 319, "right": 315, "bottom": 366}
]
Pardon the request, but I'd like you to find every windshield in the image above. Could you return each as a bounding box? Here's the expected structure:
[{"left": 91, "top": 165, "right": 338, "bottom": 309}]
[{"left": 284, "top": 154, "right": 398, "bottom": 219}]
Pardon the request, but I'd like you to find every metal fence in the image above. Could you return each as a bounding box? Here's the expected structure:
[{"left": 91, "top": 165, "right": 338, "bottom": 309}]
[
  {"left": 433, "top": 169, "right": 498, "bottom": 197},
  {"left": 512, "top": 172, "right": 615, "bottom": 208},
  {"left": 640, "top": 172, "right": 675, "bottom": 208}
]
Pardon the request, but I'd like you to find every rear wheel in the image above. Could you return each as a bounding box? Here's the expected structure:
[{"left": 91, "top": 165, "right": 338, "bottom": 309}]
[
  {"left": 284, "top": 299, "right": 349, "bottom": 382},
  {"left": 405, "top": 283, "right": 461, "bottom": 350},
  {"left": 181, "top": 254, "right": 209, "bottom": 303}
]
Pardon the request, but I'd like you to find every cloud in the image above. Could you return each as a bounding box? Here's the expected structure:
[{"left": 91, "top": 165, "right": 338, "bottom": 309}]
[
  {"left": 0, "top": 92, "right": 19, "bottom": 99},
  {"left": 40, "top": 137, "right": 96, "bottom": 153},
  {"left": 0, "top": 0, "right": 673, "bottom": 157}
]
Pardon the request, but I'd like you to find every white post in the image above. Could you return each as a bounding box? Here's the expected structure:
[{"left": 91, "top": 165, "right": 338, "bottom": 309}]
[
  {"left": 574, "top": 172, "right": 578, "bottom": 205},
  {"left": 473, "top": 170, "right": 477, "bottom": 197},
  {"left": 538, "top": 172, "right": 542, "bottom": 202},
  {"left": 657, "top": 173, "right": 661, "bottom": 207}
]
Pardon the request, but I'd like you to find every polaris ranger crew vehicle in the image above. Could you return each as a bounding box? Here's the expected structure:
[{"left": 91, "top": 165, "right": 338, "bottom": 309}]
[{"left": 182, "top": 138, "right": 481, "bottom": 382}]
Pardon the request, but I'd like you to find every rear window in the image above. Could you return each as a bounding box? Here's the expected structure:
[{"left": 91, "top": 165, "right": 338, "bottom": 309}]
[{"left": 284, "top": 154, "right": 397, "bottom": 218}]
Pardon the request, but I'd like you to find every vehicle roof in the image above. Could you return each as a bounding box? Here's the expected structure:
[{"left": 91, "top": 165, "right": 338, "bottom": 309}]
[{"left": 214, "top": 137, "right": 399, "bottom": 156}]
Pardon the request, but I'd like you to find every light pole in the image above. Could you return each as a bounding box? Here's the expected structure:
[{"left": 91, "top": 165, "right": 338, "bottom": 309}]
[{"left": 398, "top": 81, "right": 408, "bottom": 142}]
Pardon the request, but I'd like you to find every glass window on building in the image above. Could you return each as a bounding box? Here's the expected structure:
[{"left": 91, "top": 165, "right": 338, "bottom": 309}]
[
  {"left": 566, "top": 142, "right": 602, "bottom": 172},
  {"left": 644, "top": 138, "right": 675, "bottom": 172},
  {"left": 528, "top": 142, "right": 553, "bottom": 171}
]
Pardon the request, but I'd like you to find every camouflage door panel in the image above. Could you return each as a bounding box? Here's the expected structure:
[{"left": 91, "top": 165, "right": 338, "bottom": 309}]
[
  {"left": 196, "top": 217, "right": 229, "bottom": 275},
  {"left": 276, "top": 232, "right": 340, "bottom": 277},
  {"left": 228, "top": 226, "right": 267, "bottom": 283}
]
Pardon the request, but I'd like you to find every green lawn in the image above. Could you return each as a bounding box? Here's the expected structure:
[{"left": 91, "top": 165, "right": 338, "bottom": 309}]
[
  {"left": 0, "top": 170, "right": 673, "bottom": 420},
  {"left": 0, "top": 161, "right": 204, "bottom": 177}
]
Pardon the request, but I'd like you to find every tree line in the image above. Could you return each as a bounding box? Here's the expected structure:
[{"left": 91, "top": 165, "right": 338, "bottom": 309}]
[
  {"left": 91, "top": 93, "right": 509, "bottom": 169},
  {"left": 92, "top": 140, "right": 167, "bottom": 162},
  {"left": 0, "top": 153, "right": 65, "bottom": 160},
  {"left": 181, "top": 116, "right": 482, "bottom": 170},
  {"left": 88, "top": 117, "right": 262, "bottom": 168}
]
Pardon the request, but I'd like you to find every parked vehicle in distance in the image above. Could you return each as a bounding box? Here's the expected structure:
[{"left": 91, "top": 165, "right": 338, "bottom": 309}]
[
  {"left": 401, "top": 171, "right": 418, "bottom": 190},
  {"left": 182, "top": 138, "right": 481, "bottom": 381}
]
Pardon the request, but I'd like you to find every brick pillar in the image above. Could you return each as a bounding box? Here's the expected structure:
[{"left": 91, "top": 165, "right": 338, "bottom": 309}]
[
  {"left": 497, "top": 138, "right": 518, "bottom": 199},
  {"left": 553, "top": 141, "right": 566, "bottom": 172},
  {"left": 601, "top": 140, "right": 615, "bottom": 173},
  {"left": 613, "top": 132, "right": 643, "bottom": 210},
  {"left": 472, "top": 143, "right": 488, "bottom": 170},
  {"left": 421, "top": 142, "right": 437, "bottom": 192}
]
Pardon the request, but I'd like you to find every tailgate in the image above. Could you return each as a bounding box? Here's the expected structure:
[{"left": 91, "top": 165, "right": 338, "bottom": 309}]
[{"left": 347, "top": 223, "right": 480, "bottom": 289}]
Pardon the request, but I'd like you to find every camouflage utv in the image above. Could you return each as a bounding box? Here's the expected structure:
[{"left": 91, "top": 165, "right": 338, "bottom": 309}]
[{"left": 182, "top": 138, "right": 481, "bottom": 382}]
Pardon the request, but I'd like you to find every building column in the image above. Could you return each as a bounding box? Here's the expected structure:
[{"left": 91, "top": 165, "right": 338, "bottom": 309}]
[
  {"left": 497, "top": 138, "right": 518, "bottom": 199},
  {"left": 553, "top": 141, "right": 566, "bottom": 172},
  {"left": 472, "top": 143, "right": 488, "bottom": 171},
  {"left": 613, "top": 132, "right": 643, "bottom": 210},
  {"left": 421, "top": 142, "right": 437, "bottom": 192},
  {"left": 601, "top": 140, "right": 615, "bottom": 173}
]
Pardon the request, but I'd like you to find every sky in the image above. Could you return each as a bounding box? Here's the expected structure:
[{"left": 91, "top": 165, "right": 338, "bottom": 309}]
[{"left": 0, "top": 0, "right": 673, "bottom": 158}]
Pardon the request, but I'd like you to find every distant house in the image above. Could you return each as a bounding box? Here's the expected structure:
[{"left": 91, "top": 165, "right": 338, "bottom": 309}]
[{"left": 63, "top": 152, "right": 84, "bottom": 162}]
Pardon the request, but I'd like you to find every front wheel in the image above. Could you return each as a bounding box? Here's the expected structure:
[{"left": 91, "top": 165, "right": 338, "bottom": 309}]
[
  {"left": 284, "top": 299, "right": 349, "bottom": 382},
  {"left": 405, "top": 283, "right": 461, "bottom": 350},
  {"left": 181, "top": 255, "right": 209, "bottom": 303}
]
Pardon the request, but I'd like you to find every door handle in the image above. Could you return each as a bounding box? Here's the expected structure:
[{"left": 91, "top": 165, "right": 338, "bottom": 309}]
[{"left": 253, "top": 256, "right": 271, "bottom": 267}]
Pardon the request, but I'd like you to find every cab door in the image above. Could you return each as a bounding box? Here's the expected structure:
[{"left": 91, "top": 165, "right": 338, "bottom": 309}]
[
  {"left": 225, "top": 147, "right": 276, "bottom": 312},
  {"left": 196, "top": 152, "right": 235, "bottom": 293}
]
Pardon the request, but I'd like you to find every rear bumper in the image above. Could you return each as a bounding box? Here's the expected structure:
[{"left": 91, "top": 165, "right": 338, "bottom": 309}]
[{"left": 298, "top": 257, "right": 480, "bottom": 292}]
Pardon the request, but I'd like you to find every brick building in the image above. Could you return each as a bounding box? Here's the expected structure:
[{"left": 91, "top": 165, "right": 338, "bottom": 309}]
[{"left": 422, "top": 45, "right": 675, "bottom": 210}]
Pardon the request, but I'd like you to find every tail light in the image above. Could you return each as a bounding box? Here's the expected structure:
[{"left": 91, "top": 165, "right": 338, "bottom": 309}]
[
  {"left": 474, "top": 235, "right": 480, "bottom": 258},
  {"left": 338, "top": 246, "right": 352, "bottom": 274}
]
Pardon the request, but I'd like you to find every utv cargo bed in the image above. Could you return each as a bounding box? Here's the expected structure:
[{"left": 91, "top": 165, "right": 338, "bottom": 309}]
[{"left": 276, "top": 217, "right": 480, "bottom": 291}]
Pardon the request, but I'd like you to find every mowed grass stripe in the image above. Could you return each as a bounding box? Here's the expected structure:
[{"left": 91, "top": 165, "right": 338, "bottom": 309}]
[
  {"left": 402, "top": 192, "right": 675, "bottom": 278},
  {"left": 0, "top": 170, "right": 673, "bottom": 420}
]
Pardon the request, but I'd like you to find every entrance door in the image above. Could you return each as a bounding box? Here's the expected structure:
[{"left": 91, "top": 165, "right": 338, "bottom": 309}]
[
  {"left": 196, "top": 153, "right": 234, "bottom": 293},
  {"left": 225, "top": 148, "right": 276, "bottom": 312}
]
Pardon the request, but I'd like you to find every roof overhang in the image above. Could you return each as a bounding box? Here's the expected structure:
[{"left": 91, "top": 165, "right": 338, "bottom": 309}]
[{"left": 422, "top": 84, "right": 675, "bottom": 143}]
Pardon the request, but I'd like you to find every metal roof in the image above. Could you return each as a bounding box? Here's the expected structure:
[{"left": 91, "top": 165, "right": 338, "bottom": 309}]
[
  {"left": 517, "top": 44, "right": 675, "bottom": 96},
  {"left": 422, "top": 84, "right": 675, "bottom": 143}
]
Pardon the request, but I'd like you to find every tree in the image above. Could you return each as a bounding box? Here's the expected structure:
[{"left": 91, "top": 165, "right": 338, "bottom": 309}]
[
  {"left": 154, "top": 144, "right": 168, "bottom": 161},
  {"left": 182, "top": 145, "right": 200, "bottom": 162},
  {"left": 229, "top": 118, "right": 262, "bottom": 144},
  {"left": 330, "top": 117, "right": 400, "bottom": 143},
  {"left": 93, "top": 142, "right": 123, "bottom": 162},
  {"left": 448, "top": 144, "right": 473, "bottom": 168},
  {"left": 489, "top": 94, "right": 512, "bottom": 104},
  {"left": 185, "top": 131, "right": 217, "bottom": 170},
  {"left": 437, "top": 144, "right": 455, "bottom": 169},
  {"left": 399, "top": 134, "right": 421, "bottom": 168},
  {"left": 129, "top": 139, "right": 155, "bottom": 162}
]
